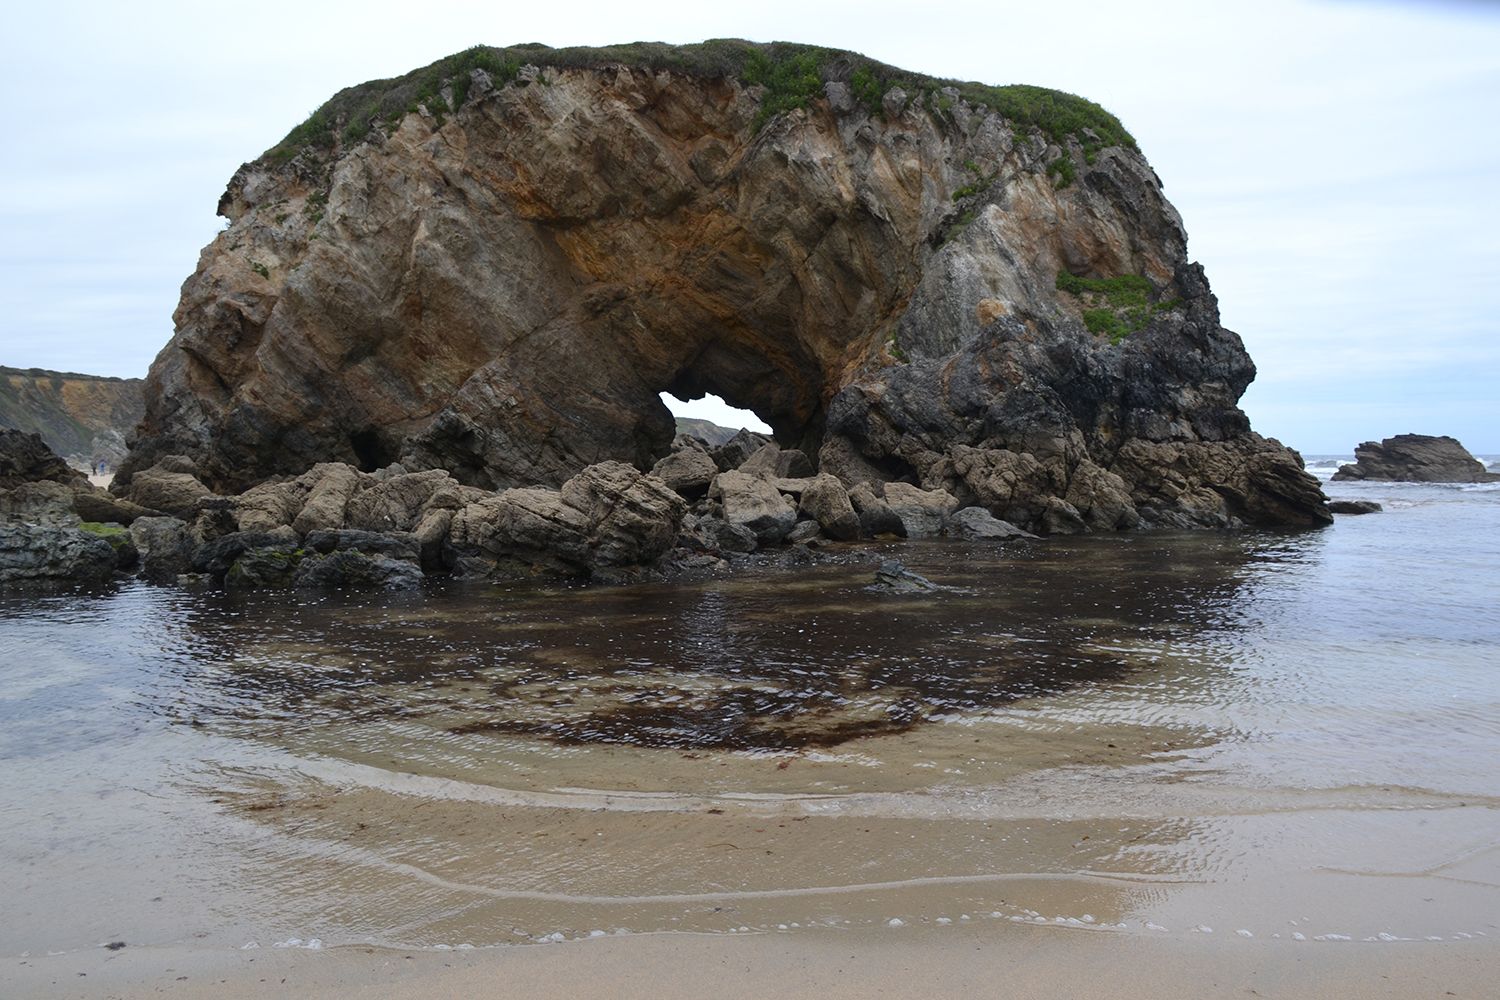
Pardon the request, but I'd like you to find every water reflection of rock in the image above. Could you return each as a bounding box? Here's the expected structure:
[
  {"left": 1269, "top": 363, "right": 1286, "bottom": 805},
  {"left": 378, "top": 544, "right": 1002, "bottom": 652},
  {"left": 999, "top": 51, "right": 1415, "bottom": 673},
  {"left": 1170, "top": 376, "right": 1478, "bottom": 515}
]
[{"left": 164, "top": 535, "right": 1263, "bottom": 752}]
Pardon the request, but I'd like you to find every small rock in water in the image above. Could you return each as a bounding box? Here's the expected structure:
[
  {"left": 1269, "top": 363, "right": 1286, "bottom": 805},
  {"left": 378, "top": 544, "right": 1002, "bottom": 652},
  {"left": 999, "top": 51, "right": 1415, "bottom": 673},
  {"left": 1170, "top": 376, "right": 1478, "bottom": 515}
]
[
  {"left": 869, "top": 558, "right": 943, "bottom": 594},
  {"left": 1327, "top": 500, "right": 1381, "bottom": 515}
]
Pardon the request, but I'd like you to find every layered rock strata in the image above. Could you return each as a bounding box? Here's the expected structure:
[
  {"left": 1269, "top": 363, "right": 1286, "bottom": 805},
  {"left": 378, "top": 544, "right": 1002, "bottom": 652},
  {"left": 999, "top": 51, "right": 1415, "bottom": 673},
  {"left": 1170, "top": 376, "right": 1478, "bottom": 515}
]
[{"left": 117, "top": 41, "right": 1328, "bottom": 533}]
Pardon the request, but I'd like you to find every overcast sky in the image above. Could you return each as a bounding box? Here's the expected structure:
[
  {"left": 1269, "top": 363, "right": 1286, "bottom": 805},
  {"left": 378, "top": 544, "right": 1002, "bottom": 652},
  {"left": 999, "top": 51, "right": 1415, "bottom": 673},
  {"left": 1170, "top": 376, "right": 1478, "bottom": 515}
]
[{"left": 2, "top": 0, "right": 1496, "bottom": 451}]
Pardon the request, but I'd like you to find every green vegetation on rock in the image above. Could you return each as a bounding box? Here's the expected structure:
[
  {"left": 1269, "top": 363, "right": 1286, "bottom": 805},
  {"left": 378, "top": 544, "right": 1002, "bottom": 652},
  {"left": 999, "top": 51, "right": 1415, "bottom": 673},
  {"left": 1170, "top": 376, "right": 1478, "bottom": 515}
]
[
  {"left": 265, "top": 40, "right": 1137, "bottom": 163},
  {"left": 1055, "top": 272, "right": 1179, "bottom": 344}
]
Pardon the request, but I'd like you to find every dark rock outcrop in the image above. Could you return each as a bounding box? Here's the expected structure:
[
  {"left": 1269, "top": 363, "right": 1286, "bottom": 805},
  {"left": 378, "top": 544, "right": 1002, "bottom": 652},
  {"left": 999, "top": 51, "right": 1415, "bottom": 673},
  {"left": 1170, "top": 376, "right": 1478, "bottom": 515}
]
[
  {"left": 1332, "top": 435, "right": 1498, "bottom": 483},
  {"left": 0, "top": 522, "right": 117, "bottom": 585},
  {"left": 1327, "top": 500, "right": 1381, "bottom": 515},
  {"left": 1, "top": 429, "right": 89, "bottom": 490},
  {"left": 115, "top": 41, "right": 1327, "bottom": 534}
]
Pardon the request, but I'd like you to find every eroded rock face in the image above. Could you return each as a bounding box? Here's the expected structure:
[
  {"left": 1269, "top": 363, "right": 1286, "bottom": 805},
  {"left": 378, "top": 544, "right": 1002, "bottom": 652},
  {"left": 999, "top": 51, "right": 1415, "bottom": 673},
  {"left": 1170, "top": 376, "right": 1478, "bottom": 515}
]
[
  {"left": 1332, "top": 435, "right": 1498, "bottom": 483},
  {"left": 119, "top": 43, "right": 1328, "bottom": 532}
]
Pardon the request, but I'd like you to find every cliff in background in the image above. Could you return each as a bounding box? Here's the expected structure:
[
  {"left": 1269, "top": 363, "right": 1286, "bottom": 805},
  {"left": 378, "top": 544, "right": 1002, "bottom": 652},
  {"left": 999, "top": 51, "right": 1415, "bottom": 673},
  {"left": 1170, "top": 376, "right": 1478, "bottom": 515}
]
[
  {"left": 0, "top": 366, "right": 144, "bottom": 471},
  {"left": 117, "top": 40, "right": 1329, "bottom": 532}
]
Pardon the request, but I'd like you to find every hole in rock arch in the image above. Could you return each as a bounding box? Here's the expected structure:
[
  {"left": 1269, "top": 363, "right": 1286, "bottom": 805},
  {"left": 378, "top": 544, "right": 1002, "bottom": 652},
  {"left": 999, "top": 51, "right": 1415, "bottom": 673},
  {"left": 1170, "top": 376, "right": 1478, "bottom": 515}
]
[{"left": 658, "top": 392, "right": 772, "bottom": 441}]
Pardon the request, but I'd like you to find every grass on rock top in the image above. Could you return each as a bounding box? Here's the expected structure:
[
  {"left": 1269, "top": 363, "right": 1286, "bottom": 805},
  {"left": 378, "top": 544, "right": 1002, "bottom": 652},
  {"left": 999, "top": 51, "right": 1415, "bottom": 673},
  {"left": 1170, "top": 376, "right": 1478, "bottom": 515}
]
[
  {"left": 1055, "top": 272, "right": 1180, "bottom": 345},
  {"left": 267, "top": 39, "right": 1137, "bottom": 162}
]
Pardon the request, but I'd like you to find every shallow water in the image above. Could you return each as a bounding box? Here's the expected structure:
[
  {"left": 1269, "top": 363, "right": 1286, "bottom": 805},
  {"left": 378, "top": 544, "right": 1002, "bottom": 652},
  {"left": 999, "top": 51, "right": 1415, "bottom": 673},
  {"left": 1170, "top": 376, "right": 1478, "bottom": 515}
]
[{"left": 2, "top": 477, "right": 1498, "bottom": 954}]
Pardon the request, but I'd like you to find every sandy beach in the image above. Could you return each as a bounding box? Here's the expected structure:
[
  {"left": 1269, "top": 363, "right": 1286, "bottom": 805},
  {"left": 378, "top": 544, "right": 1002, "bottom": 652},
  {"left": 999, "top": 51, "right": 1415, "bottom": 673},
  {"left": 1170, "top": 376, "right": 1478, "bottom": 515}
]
[{"left": 10, "top": 922, "right": 1497, "bottom": 1000}]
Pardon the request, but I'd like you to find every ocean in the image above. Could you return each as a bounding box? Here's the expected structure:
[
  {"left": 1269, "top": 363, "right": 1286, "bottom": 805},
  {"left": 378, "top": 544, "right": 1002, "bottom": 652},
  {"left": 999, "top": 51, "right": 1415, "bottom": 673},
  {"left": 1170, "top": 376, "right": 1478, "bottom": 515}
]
[{"left": 1, "top": 460, "right": 1497, "bottom": 958}]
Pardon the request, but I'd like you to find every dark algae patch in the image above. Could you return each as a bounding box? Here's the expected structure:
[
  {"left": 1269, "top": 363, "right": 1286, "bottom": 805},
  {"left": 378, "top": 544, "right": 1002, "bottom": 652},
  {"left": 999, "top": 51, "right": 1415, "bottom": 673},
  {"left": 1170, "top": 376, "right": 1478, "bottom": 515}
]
[{"left": 266, "top": 39, "right": 1136, "bottom": 162}]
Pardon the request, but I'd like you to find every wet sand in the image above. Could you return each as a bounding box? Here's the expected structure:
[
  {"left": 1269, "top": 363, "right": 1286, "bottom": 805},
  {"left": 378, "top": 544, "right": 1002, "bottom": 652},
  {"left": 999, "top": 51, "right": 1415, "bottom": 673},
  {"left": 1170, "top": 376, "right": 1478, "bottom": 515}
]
[
  {"left": 11, "top": 922, "right": 1497, "bottom": 1000},
  {"left": 3, "top": 487, "right": 1499, "bottom": 996}
]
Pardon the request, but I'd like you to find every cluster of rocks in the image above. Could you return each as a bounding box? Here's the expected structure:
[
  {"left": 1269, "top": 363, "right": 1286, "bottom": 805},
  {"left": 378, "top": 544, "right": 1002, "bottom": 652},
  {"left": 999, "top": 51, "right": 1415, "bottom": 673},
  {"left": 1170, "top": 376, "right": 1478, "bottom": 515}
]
[
  {"left": 659, "top": 430, "right": 1034, "bottom": 573},
  {"left": 1, "top": 425, "right": 1043, "bottom": 589},
  {"left": 1, "top": 429, "right": 138, "bottom": 586}
]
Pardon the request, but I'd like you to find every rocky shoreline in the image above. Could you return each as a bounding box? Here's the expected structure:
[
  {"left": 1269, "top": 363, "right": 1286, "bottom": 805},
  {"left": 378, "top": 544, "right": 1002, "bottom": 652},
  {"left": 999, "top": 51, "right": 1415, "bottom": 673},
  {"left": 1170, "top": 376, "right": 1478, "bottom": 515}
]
[{"left": 5, "top": 426, "right": 1041, "bottom": 590}]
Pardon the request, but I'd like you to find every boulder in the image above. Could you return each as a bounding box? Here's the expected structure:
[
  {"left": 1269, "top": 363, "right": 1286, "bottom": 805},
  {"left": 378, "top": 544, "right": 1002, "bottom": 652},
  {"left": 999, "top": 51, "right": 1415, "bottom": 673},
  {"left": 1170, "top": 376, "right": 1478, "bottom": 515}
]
[
  {"left": 1063, "top": 460, "right": 1141, "bottom": 530},
  {"left": 344, "top": 468, "right": 456, "bottom": 531},
  {"left": 0, "top": 480, "right": 79, "bottom": 524},
  {"left": 303, "top": 528, "right": 421, "bottom": 562},
  {"left": 796, "top": 474, "right": 861, "bottom": 541},
  {"left": 882, "top": 482, "right": 960, "bottom": 538},
  {"left": 0, "top": 522, "right": 117, "bottom": 586},
  {"left": 709, "top": 430, "right": 772, "bottom": 473},
  {"left": 234, "top": 479, "right": 305, "bottom": 533},
  {"left": 869, "top": 558, "right": 942, "bottom": 594},
  {"left": 71, "top": 488, "right": 160, "bottom": 526},
  {"left": 191, "top": 528, "right": 299, "bottom": 579},
  {"left": 944, "top": 507, "right": 1036, "bottom": 539},
  {"left": 709, "top": 470, "right": 797, "bottom": 546},
  {"left": 450, "top": 487, "right": 593, "bottom": 575},
  {"left": 412, "top": 507, "right": 454, "bottom": 571},
  {"left": 848, "top": 483, "right": 905, "bottom": 538},
  {"left": 561, "top": 462, "right": 686, "bottom": 567},
  {"left": 122, "top": 461, "right": 214, "bottom": 517},
  {"left": 738, "top": 443, "right": 814, "bottom": 480},
  {"left": 80, "top": 522, "right": 137, "bottom": 570},
  {"left": 1039, "top": 497, "right": 1089, "bottom": 535},
  {"left": 1327, "top": 499, "right": 1382, "bottom": 515},
  {"left": 785, "top": 519, "right": 823, "bottom": 545},
  {"left": 650, "top": 447, "right": 719, "bottom": 500},
  {"left": 449, "top": 461, "right": 684, "bottom": 578},
  {"left": 684, "top": 514, "right": 758, "bottom": 554},
  {"left": 0, "top": 429, "right": 88, "bottom": 489},
  {"left": 130, "top": 516, "right": 196, "bottom": 583},
  {"left": 293, "top": 549, "right": 423, "bottom": 590},
  {"left": 290, "top": 462, "right": 364, "bottom": 533},
  {"left": 226, "top": 547, "right": 301, "bottom": 588},
  {"left": 1332, "top": 435, "right": 1498, "bottom": 483}
]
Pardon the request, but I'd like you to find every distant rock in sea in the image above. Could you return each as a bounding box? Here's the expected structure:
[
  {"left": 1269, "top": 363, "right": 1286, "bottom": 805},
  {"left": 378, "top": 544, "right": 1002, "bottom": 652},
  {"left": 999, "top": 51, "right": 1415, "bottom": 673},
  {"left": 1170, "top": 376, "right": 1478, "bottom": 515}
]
[
  {"left": 1327, "top": 500, "right": 1381, "bottom": 515},
  {"left": 1332, "top": 434, "right": 1498, "bottom": 483}
]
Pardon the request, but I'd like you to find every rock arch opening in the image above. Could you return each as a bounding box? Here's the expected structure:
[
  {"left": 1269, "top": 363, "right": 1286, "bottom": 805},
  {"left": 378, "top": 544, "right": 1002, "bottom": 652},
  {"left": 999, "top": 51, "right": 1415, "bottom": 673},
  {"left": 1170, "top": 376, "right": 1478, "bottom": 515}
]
[{"left": 658, "top": 391, "right": 771, "bottom": 439}]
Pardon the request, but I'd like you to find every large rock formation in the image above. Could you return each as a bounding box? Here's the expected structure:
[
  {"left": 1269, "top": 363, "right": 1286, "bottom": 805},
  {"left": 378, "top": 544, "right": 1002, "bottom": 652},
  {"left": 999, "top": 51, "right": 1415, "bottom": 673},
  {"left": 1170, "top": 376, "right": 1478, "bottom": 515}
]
[
  {"left": 0, "top": 366, "right": 144, "bottom": 472},
  {"left": 1332, "top": 434, "right": 1498, "bottom": 483},
  {"left": 118, "top": 41, "right": 1329, "bottom": 531}
]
